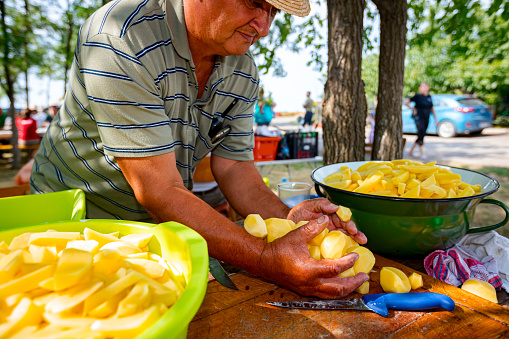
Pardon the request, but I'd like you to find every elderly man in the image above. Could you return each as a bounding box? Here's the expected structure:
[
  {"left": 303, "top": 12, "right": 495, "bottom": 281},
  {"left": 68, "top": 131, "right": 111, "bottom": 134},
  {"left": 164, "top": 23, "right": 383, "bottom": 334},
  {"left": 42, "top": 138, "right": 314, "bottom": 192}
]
[{"left": 30, "top": 0, "right": 368, "bottom": 298}]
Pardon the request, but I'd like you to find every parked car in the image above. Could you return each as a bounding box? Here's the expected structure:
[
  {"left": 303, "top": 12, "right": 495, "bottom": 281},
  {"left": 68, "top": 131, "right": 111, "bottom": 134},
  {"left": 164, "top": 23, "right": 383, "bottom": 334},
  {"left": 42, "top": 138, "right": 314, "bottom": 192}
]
[{"left": 402, "top": 94, "right": 493, "bottom": 137}]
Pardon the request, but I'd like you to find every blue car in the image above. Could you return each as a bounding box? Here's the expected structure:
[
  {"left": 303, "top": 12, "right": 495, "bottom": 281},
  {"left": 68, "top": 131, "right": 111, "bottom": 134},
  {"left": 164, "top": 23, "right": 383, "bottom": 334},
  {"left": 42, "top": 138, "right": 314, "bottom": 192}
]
[{"left": 402, "top": 94, "right": 493, "bottom": 137}]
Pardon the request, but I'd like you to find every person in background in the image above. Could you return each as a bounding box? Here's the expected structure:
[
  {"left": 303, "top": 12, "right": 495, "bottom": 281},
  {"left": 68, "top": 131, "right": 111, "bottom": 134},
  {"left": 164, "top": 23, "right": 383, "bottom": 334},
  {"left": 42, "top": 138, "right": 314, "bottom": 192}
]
[
  {"left": 45, "top": 105, "right": 60, "bottom": 126},
  {"left": 15, "top": 108, "right": 40, "bottom": 159},
  {"left": 404, "top": 82, "right": 438, "bottom": 160},
  {"left": 254, "top": 87, "right": 275, "bottom": 126},
  {"left": 302, "top": 91, "right": 314, "bottom": 128},
  {"left": 31, "top": 106, "right": 51, "bottom": 129}
]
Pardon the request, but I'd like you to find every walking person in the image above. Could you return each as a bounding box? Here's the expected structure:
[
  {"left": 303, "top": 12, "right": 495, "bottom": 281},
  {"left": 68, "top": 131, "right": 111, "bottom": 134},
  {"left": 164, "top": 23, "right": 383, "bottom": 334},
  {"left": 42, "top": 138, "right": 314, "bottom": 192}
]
[
  {"left": 404, "top": 82, "right": 438, "bottom": 160},
  {"left": 302, "top": 91, "right": 314, "bottom": 128}
]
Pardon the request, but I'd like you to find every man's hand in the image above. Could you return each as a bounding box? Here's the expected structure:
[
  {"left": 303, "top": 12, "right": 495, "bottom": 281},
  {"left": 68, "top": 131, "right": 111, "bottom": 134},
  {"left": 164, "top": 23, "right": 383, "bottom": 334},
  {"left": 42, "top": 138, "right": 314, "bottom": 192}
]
[
  {"left": 287, "top": 198, "right": 367, "bottom": 244},
  {"left": 259, "top": 215, "right": 369, "bottom": 299}
]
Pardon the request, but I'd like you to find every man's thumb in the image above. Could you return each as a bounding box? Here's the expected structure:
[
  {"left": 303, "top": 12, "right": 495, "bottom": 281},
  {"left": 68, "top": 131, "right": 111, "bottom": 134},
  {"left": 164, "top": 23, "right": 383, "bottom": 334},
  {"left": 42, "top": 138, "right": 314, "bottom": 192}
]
[{"left": 294, "top": 215, "right": 329, "bottom": 243}]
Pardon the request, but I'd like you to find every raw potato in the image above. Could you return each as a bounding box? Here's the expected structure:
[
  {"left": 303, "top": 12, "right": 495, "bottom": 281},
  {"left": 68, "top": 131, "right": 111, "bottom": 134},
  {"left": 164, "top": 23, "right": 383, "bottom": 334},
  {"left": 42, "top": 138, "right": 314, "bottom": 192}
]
[
  {"left": 461, "top": 279, "right": 498, "bottom": 303},
  {"left": 307, "top": 245, "right": 321, "bottom": 260},
  {"left": 244, "top": 214, "right": 268, "bottom": 239},
  {"left": 346, "top": 246, "right": 375, "bottom": 274},
  {"left": 265, "top": 218, "right": 294, "bottom": 243},
  {"left": 355, "top": 281, "right": 369, "bottom": 294},
  {"left": 320, "top": 231, "right": 348, "bottom": 259},
  {"left": 380, "top": 267, "right": 411, "bottom": 293},
  {"left": 323, "top": 159, "right": 482, "bottom": 199},
  {"left": 336, "top": 206, "right": 352, "bottom": 222},
  {"left": 0, "top": 229, "right": 183, "bottom": 338},
  {"left": 409, "top": 272, "right": 423, "bottom": 290}
]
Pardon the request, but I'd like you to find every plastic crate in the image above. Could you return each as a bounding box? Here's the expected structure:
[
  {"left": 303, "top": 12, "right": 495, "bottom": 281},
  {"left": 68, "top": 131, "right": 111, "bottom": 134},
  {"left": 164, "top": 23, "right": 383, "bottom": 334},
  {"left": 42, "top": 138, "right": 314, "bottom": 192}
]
[
  {"left": 0, "top": 219, "right": 209, "bottom": 339},
  {"left": 286, "top": 132, "right": 319, "bottom": 159},
  {"left": 253, "top": 136, "right": 281, "bottom": 161}
]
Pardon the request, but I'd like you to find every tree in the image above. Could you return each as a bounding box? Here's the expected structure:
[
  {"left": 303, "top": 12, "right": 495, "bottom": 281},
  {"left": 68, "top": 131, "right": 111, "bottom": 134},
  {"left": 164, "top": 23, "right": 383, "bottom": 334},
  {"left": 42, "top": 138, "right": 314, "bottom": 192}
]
[
  {"left": 322, "top": 0, "right": 366, "bottom": 164},
  {"left": 370, "top": 0, "right": 407, "bottom": 160},
  {"left": 0, "top": 0, "right": 25, "bottom": 168}
]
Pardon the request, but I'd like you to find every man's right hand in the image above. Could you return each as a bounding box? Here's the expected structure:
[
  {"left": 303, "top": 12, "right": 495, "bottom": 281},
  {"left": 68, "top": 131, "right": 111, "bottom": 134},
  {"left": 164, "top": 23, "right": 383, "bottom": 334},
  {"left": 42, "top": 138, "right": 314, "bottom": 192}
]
[{"left": 259, "top": 215, "right": 369, "bottom": 299}]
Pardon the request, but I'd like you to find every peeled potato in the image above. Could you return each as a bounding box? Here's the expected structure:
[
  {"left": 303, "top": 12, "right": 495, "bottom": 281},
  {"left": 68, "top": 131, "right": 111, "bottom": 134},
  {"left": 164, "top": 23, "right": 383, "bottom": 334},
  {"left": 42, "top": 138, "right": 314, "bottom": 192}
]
[
  {"left": 409, "top": 272, "right": 423, "bottom": 290},
  {"left": 320, "top": 231, "right": 348, "bottom": 259},
  {"left": 461, "top": 279, "right": 497, "bottom": 303},
  {"left": 308, "top": 228, "right": 329, "bottom": 246},
  {"left": 355, "top": 281, "right": 369, "bottom": 294},
  {"left": 336, "top": 206, "right": 352, "bottom": 222},
  {"left": 244, "top": 214, "right": 268, "bottom": 239},
  {"left": 265, "top": 218, "right": 293, "bottom": 243},
  {"left": 346, "top": 246, "right": 375, "bottom": 274},
  {"left": 307, "top": 245, "right": 321, "bottom": 260},
  {"left": 380, "top": 267, "right": 411, "bottom": 293},
  {"left": 339, "top": 267, "right": 355, "bottom": 278}
]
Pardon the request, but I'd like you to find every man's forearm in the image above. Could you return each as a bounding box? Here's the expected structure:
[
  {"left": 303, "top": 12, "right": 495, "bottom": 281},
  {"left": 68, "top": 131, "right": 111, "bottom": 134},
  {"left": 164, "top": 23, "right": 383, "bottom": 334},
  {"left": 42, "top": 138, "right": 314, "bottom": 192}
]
[{"left": 144, "top": 185, "right": 270, "bottom": 277}]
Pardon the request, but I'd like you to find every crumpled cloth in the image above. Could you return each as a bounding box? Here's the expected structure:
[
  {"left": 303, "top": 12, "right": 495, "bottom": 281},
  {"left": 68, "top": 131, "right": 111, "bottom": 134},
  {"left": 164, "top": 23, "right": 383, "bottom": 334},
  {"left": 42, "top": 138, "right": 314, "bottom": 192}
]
[{"left": 424, "top": 231, "right": 508, "bottom": 291}]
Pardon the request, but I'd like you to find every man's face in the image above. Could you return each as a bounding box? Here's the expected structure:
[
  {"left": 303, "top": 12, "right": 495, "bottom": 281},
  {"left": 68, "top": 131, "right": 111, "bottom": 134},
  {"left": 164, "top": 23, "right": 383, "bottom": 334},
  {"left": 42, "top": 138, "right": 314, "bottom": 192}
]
[{"left": 190, "top": 0, "right": 278, "bottom": 56}]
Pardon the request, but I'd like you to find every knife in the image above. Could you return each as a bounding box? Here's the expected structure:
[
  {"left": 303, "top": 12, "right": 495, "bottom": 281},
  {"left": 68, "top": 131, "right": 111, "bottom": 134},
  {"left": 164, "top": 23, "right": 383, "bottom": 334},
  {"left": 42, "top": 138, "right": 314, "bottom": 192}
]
[
  {"left": 267, "top": 292, "right": 455, "bottom": 317},
  {"left": 209, "top": 257, "right": 239, "bottom": 291}
]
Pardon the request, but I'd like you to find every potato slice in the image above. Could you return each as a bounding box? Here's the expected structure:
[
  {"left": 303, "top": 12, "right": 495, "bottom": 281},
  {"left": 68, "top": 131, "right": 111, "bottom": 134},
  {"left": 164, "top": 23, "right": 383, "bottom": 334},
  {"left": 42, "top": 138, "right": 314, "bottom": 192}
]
[
  {"left": 336, "top": 206, "right": 352, "bottom": 222},
  {"left": 28, "top": 245, "right": 58, "bottom": 264},
  {"left": 265, "top": 218, "right": 293, "bottom": 243},
  {"left": 320, "top": 231, "right": 347, "bottom": 259},
  {"left": 0, "top": 250, "right": 23, "bottom": 283},
  {"left": 0, "top": 264, "right": 55, "bottom": 298},
  {"left": 66, "top": 240, "right": 100, "bottom": 255},
  {"left": 307, "top": 245, "right": 321, "bottom": 260},
  {"left": 29, "top": 232, "right": 81, "bottom": 249},
  {"left": 120, "top": 233, "right": 153, "bottom": 249},
  {"left": 0, "top": 298, "right": 42, "bottom": 338},
  {"left": 8, "top": 233, "right": 32, "bottom": 251},
  {"left": 84, "top": 228, "right": 119, "bottom": 248},
  {"left": 45, "top": 279, "right": 104, "bottom": 314},
  {"left": 339, "top": 267, "right": 355, "bottom": 278},
  {"left": 244, "top": 214, "right": 268, "bottom": 238},
  {"left": 100, "top": 241, "right": 142, "bottom": 256},
  {"left": 124, "top": 258, "right": 165, "bottom": 279},
  {"left": 355, "top": 281, "right": 369, "bottom": 294},
  {"left": 409, "top": 272, "right": 423, "bottom": 290},
  {"left": 354, "top": 171, "right": 384, "bottom": 194},
  {"left": 344, "top": 236, "right": 359, "bottom": 251},
  {"left": 380, "top": 267, "right": 411, "bottom": 293},
  {"left": 308, "top": 228, "right": 328, "bottom": 246},
  {"left": 54, "top": 248, "right": 93, "bottom": 291},
  {"left": 346, "top": 246, "right": 375, "bottom": 274},
  {"left": 91, "top": 305, "right": 161, "bottom": 339},
  {"left": 117, "top": 282, "right": 151, "bottom": 317},
  {"left": 294, "top": 220, "right": 309, "bottom": 229},
  {"left": 461, "top": 279, "right": 497, "bottom": 303}
]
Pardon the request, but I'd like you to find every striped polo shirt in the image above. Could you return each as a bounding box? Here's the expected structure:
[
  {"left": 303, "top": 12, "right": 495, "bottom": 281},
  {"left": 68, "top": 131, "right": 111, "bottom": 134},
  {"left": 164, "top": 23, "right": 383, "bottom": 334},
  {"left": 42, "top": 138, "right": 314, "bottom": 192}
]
[{"left": 30, "top": 0, "right": 259, "bottom": 221}]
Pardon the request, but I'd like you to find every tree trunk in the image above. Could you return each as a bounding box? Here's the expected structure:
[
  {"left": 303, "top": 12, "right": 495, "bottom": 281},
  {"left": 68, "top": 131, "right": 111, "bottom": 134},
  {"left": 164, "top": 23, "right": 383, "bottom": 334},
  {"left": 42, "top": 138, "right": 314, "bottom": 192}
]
[
  {"left": 24, "top": 0, "right": 29, "bottom": 108},
  {"left": 323, "top": 0, "right": 366, "bottom": 165},
  {"left": 63, "top": 8, "right": 73, "bottom": 92},
  {"left": 371, "top": 0, "right": 407, "bottom": 160},
  {"left": 1, "top": 0, "right": 20, "bottom": 168}
]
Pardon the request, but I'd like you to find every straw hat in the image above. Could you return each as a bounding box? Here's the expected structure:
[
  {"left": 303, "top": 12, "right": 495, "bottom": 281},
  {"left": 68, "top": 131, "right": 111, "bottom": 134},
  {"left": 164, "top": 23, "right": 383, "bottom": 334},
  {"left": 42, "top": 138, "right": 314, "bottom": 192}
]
[{"left": 267, "top": 0, "right": 310, "bottom": 17}]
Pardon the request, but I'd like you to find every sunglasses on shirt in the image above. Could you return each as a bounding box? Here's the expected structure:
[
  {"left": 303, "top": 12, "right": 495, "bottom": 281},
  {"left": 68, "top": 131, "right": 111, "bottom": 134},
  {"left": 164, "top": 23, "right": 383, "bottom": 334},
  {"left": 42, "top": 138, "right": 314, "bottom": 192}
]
[{"left": 208, "top": 98, "right": 238, "bottom": 144}]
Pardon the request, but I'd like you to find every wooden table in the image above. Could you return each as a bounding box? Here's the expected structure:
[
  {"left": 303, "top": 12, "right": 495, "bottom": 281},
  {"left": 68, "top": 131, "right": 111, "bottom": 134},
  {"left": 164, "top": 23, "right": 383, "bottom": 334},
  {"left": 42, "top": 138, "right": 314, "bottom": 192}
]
[{"left": 188, "top": 254, "right": 509, "bottom": 338}]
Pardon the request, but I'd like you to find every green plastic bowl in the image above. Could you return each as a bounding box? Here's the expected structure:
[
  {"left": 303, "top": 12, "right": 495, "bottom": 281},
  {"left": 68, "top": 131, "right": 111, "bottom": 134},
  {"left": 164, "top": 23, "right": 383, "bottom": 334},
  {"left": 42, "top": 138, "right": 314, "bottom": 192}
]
[
  {"left": 312, "top": 161, "right": 509, "bottom": 258},
  {"left": 0, "top": 189, "right": 86, "bottom": 230},
  {"left": 0, "top": 219, "right": 209, "bottom": 338}
]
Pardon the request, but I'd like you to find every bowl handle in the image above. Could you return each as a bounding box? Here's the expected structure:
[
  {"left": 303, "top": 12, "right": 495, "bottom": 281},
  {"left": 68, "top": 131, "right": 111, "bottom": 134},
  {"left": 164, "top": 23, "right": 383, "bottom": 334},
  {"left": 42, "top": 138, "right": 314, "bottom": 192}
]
[
  {"left": 315, "top": 183, "right": 327, "bottom": 198},
  {"left": 467, "top": 198, "right": 509, "bottom": 234}
]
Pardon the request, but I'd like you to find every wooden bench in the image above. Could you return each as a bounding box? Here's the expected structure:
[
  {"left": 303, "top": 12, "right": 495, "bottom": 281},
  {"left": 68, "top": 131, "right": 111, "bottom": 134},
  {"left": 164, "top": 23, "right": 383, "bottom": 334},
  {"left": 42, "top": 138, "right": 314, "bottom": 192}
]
[
  {"left": 0, "top": 144, "right": 40, "bottom": 151},
  {"left": 0, "top": 184, "right": 31, "bottom": 198}
]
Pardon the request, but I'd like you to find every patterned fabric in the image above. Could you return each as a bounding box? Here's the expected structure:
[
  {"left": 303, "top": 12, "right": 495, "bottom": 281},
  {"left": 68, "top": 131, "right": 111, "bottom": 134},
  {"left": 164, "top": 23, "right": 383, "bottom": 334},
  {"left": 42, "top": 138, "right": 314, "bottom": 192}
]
[
  {"left": 30, "top": 0, "right": 259, "bottom": 221},
  {"left": 424, "top": 247, "right": 502, "bottom": 290}
]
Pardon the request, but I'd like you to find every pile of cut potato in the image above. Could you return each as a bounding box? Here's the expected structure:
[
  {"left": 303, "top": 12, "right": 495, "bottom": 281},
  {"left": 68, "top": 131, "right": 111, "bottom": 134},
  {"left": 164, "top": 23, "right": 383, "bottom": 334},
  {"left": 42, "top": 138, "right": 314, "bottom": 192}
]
[
  {"left": 0, "top": 228, "right": 185, "bottom": 339},
  {"left": 324, "top": 159, "right": 481, "bottom": 198},
  {"left": 244, "top": 207, "right": 425, "bottom": 295}
]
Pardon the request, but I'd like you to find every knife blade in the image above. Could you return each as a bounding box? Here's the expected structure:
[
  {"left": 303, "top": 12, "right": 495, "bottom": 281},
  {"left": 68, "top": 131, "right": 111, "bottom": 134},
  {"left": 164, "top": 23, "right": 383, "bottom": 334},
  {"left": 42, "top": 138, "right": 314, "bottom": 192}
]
[
  {"left": 267, "top": 292, "right": 455, "bottom": 317},
  {"left": 209, "top": 257, "right": 239, "bottom": 291}
]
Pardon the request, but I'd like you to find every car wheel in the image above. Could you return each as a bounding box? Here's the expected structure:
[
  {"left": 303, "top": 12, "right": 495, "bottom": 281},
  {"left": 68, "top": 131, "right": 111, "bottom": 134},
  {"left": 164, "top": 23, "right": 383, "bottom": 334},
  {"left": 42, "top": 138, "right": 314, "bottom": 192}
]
[{"left": 437, "top": 121, "right": 456, "bottom": 138}]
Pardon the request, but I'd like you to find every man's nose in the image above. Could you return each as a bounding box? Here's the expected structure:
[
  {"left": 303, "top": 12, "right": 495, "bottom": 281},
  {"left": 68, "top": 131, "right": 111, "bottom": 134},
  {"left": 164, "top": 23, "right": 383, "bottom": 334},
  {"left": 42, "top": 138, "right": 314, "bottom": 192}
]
[{"left": 250, "top": 5, "right": 274, "bottom": 37}]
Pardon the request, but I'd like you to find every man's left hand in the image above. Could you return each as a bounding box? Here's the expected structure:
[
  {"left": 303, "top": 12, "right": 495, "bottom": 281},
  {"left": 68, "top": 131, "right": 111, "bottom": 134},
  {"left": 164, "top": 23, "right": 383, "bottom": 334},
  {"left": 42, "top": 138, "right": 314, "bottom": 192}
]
[{"left": 287, "top": 198, "right": 367, "bottom": 244}]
